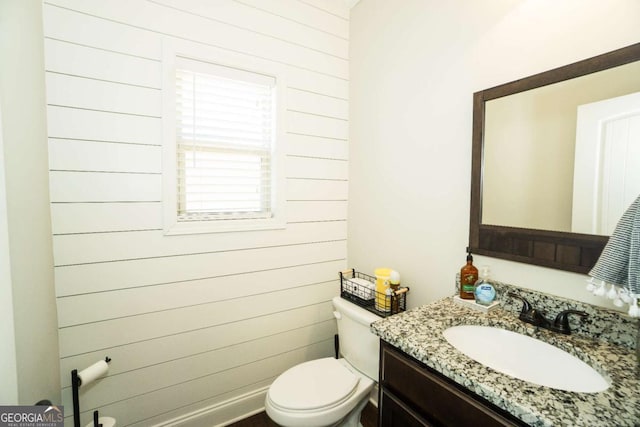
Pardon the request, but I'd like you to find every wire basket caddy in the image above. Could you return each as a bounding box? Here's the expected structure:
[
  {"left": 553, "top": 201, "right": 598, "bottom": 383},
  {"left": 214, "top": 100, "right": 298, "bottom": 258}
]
[{"left": 339, "top": 269, "right": 409, "bottom": 317}]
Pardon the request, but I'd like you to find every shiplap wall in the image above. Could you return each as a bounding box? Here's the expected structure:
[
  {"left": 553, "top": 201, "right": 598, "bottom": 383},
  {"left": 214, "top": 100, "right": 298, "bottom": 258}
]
[{"left": 42, "top": 0, "right": 349, "bottom": 425}]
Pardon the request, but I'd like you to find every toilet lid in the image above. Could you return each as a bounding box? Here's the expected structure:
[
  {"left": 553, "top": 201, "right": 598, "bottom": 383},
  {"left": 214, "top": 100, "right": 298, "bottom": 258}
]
[{"left": 269, "top": 358, "right": 360, "bottom": 411}]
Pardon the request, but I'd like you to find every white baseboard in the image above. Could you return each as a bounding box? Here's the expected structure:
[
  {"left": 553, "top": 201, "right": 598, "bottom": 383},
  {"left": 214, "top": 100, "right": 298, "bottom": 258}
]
[
  {"left": 369, "top": 383, "right": 379, "bottom": 407},
  {"left": 153, "top": 386, "right": 269, "bottom": 427},
  {"left": 153, "top": 382, "right": 378, "bottom": 427}
]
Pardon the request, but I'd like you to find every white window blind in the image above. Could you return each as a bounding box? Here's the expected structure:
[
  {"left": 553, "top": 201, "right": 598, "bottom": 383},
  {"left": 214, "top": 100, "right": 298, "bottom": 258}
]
[{"left": 175, "top": 57, "right": 276, "bottom": 222}]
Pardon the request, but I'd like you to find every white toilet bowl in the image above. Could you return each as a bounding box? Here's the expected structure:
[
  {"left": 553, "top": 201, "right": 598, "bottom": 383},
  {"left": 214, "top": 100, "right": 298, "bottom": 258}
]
[
  {"left": 265, "top": 296, "right": 381, "bottom": 427},
  {"left": 265, "top": 357, "right": 374, "bottom": 427}
]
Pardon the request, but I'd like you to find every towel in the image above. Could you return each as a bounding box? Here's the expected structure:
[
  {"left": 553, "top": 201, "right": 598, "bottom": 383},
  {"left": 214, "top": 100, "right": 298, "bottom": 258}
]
[{"left": 588, "top": 193, "right": 640, "bottom": 316}]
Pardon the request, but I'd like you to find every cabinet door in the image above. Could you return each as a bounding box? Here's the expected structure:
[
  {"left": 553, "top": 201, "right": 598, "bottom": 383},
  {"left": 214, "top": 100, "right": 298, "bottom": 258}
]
[
  {"left": 380, "top": 389, "right": 433, "bottom": 427},
  {"left": 380, "top": 341, "right": 524, "bottom": 427}
]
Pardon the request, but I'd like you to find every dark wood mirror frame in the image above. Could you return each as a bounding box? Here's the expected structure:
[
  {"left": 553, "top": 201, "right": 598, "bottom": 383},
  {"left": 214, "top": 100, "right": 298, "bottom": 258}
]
[{"left": 469, "top": 42, "right": 640, "bottom": 274}]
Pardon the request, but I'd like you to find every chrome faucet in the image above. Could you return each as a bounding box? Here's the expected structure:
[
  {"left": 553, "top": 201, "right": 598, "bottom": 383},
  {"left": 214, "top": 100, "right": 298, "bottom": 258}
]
[{"left": 508, "top": 293, "right": 588, "bottom": 335}]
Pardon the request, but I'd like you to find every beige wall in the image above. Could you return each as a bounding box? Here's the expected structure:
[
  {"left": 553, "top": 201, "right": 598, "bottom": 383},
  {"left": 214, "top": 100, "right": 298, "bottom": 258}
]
[
  {"left": 0, "top": 103, "right": 19, "bottom": 405},
  {"left": 0, "top": 0, "right": 60, "bottom": 405},
  {"left": 349, "top": 0, "right": 640, "bottom": 309}
]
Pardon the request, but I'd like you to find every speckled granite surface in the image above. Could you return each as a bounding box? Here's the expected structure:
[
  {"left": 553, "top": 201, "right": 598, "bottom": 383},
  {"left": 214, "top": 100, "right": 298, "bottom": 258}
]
[{"left": 371, "top": 292, "right": 640, "bottom": 427}]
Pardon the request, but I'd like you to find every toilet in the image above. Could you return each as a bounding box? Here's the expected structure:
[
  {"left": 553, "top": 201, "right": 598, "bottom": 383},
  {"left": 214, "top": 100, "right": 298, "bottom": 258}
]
[{"left": 265, "top": 296, "right": 381, "bottom": 427}]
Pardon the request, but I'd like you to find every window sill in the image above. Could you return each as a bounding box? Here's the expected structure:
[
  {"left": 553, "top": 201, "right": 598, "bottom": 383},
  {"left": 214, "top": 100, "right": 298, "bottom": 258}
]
[{"left": 163, "top": 217, "right": 286, "bottom": 235}]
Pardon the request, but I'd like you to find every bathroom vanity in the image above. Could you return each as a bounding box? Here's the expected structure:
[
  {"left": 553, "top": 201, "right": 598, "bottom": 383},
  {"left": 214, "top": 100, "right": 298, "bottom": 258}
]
[
  {"left": 371, "top": 287, "right": 640, "bottom": 427},
  {"left": 379, "top": 341, "right": 525, "bottom": 426}
]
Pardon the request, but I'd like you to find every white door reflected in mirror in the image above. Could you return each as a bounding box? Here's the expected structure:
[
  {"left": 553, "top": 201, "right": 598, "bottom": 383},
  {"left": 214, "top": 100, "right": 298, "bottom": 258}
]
[{"left": 572, "top": 91, "right": 640, "bottom": 235}]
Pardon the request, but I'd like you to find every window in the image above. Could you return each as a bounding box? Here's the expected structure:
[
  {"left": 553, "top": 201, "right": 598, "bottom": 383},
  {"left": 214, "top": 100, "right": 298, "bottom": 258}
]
[{"left": 163, "top": 50, "right": 286, "bottom": 234}]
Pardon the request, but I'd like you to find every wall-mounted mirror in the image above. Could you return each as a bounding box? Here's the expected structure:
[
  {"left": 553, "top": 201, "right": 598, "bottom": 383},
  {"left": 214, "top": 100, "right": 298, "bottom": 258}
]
[{"left": 469, "top": 43, "right": 640, "bottom": 274}]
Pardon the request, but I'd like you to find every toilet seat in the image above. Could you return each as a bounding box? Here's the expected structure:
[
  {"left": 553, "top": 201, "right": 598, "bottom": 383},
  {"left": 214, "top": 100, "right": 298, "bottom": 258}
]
[{"left": 268, "top": 358, "right": 360, "bottom": 411}]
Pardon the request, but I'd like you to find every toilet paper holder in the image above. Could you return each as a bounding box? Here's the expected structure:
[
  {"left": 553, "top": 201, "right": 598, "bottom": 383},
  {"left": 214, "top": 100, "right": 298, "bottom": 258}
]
[{"left": 72, "top": 357, "right": 112, "bottom": 427}]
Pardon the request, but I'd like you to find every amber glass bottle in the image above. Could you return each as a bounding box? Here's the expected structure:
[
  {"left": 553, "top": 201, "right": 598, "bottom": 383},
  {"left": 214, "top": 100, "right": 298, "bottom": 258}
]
[{"left": 459, "top": 252, "right": 478, "bottom": 299}]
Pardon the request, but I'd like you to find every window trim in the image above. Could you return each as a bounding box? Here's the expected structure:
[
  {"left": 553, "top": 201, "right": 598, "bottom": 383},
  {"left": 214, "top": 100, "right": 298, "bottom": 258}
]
[{"left": 162, "top": 40, "right": 287, "bottom": 235}]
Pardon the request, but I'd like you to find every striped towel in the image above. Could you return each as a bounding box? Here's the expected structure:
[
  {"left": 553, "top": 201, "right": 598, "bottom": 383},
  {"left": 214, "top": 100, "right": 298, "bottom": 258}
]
[{"left": 589, "top": 194, "right": 640, "bottom": 316}]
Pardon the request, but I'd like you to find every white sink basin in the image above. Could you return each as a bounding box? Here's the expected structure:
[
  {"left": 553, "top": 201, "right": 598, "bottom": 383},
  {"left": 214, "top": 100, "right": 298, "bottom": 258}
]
[{"left": 443, "top": 325, "right": 609, "bottom": 393}]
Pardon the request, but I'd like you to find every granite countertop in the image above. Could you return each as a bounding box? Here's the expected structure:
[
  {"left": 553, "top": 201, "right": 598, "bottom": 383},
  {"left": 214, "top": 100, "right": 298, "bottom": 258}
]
[{"left": 371, "top": 297, "right": 640, "bottom": 427}]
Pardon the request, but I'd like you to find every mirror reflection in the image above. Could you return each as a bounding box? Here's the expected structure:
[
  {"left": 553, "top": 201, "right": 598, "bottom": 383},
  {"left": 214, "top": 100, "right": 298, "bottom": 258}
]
[{"left": 482, "top": 61, "right": 640, "bottom": 235}]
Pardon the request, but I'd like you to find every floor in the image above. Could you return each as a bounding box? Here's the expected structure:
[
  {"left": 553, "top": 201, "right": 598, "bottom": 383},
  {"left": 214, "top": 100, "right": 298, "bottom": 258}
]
[{"left": 228, "top": 402, "right": 378, "bottom": 427}]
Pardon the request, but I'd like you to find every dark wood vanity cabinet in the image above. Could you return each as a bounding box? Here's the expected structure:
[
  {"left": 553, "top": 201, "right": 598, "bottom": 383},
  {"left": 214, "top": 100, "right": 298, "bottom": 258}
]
[{"left": 379, "top": 341, "right": 527, "bottom": 427}]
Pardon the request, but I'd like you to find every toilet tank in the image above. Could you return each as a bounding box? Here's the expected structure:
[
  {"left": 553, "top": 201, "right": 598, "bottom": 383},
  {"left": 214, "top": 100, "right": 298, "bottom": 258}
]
[{"left": 332, "top": 296, "right": 381, "bottom": 381}]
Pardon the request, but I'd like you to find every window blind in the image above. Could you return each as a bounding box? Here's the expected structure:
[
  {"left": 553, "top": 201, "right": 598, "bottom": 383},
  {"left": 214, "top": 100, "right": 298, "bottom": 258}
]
[{"left": 175, "top": 58, "right": 276, "bottom": 222}]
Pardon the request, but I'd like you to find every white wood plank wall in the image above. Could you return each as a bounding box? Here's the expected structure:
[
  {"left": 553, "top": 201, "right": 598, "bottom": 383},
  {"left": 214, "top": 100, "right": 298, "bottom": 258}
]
[{"left": 41, "top": 0, "right": 349, "bottom": 425}]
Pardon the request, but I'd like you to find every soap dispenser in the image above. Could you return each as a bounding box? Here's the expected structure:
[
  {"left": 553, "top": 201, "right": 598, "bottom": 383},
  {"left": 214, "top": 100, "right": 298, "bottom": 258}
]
[
  {"left": 459, "top": 252, "right": 478, "bottom": 300},
  {"left": 474, "top": 266, "right": 496, "bottom": 306}
]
